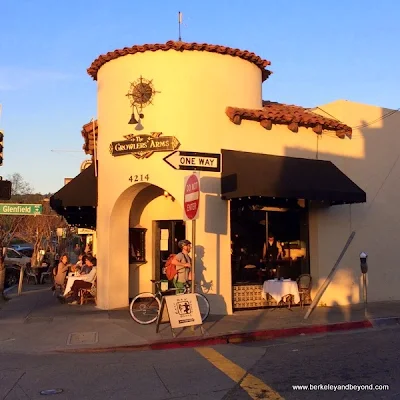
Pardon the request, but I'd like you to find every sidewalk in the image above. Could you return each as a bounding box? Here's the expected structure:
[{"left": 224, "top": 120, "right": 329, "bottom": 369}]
[{"left": 1, "top": 284, "right": 399, "bottom": 354}]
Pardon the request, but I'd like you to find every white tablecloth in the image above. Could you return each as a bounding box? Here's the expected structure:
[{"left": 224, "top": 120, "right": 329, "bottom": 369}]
[
  {"left": 262, "top": 280, "right": 300, "bottom": 304},
  {"left": 64, "top": 274, "right": 82, "bottom": 296}
]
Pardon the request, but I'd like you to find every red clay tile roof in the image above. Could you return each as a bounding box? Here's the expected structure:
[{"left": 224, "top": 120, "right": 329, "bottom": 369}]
[
  {"left": 226, "top": 101, "right": 352, "bottom": 138},
  {"left": 87, "top": 41, "right": 272, "bottom": 81},
  {"left": 81, "top": 120, "right": 98, "bottom": 155},
  {"left": 81, "top": 102, "right": 351, "bottom": 156}
]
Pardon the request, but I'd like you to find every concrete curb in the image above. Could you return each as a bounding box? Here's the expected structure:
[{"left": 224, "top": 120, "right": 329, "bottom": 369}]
[
  {"left": 370, "top": 316, "right": 400, "bottom": 328},
  {"left": 55, "top": 319, "right": 373, "bottom": 354}
]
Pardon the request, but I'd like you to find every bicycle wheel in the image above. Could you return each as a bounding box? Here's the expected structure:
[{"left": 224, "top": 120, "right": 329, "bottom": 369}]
[
  {"left": 195, "top": 293, "right": 210, "bottom": 322},
  {"left": 129, "top": 292, "right": 161, "bottom": 324}
]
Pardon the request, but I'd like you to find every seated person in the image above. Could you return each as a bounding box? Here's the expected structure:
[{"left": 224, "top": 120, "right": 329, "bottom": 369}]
[
  {"left": 71, "top": 254, "right": 89, "bottom": 274},
  {"left": 53, "top": 254, "right": 70, "bottom": 288},
  {"left": 79, "top": 256, "right": 92, "bottom": 275},
  {"left": 65, "top": 255, "right": 97, "bottom": 305}
]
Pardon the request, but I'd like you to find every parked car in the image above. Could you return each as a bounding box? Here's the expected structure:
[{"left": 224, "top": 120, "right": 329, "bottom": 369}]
[
  {"left": 3, "top": 248, "right": 32, "bottom": 289},
  {"left": 5, "top": 248, "right": 31, "bottom": 269},
  {"left": 4, "top": 264, "right": 19, "bottom": 288},
  {"left": 10, "top": 244, "right": 33, "bottom": 252},
  {"left": 16, "top": 247, "right": 34, "bottom": 258}
]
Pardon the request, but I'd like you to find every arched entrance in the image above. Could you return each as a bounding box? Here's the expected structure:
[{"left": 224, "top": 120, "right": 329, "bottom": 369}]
[{"left": 96, "top": 182, "right": 183, "bottom": 309}]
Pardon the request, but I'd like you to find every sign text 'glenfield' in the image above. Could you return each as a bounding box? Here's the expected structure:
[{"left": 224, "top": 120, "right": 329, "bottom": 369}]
[
  {"left": 110, "top": 132, "right": 180, "bottom": 160},
  {"left": 0, "top": 203, "right": 43, "bottom": 215}
]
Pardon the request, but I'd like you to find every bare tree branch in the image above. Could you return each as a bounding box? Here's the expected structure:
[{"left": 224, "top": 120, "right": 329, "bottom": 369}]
[{"left": 7, "top": 173, "right": 33, "bottom": 196}]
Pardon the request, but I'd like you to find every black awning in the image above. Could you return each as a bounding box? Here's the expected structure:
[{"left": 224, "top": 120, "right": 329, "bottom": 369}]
[
  {"left": 57, "top": 207, "right": 96, "bottom": 229},
  {"left": 50, "top": 164, "right": 97, "bottom": 227},
  {"left": 221, "top": 150, "right": 366, "bottom": 204}
]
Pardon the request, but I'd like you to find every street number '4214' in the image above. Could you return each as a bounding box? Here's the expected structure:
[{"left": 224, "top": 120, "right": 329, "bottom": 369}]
[{"left": 129, "top": 174, "right": 150, "bottom": 183}]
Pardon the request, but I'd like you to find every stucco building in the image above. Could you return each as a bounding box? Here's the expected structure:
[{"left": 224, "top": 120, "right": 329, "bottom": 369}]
[{"left": 51, "top": 40, "right": 398, "bottom": 315}]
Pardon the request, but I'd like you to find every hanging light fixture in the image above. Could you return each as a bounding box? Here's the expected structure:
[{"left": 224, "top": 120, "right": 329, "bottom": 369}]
[
  {"left": 135, "top": 119, "right": 144, "bottom": 131},
  {"left": 128, "top": 105, "right": 145, "bottom": 129},
  {"left": 128, "top": 113, "right": 138, "bottom": 124}
]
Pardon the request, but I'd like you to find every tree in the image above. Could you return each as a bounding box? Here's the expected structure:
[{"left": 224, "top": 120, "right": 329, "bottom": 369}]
[
  {"left": 8, "top": 173, "right": 33, "bottom": 197},
  {"left": 0, "top": 174, "right": 64, "bottom": 299},
  {"left": 14, "top": 200, "right": 65, "bottom": 267},
  {"left": 0, "top": 215, "right": 25, "bottom": 299}
]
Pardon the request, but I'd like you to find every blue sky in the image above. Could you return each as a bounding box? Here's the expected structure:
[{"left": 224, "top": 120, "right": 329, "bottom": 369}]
[{"left": 1, "top": 0, "right": 399, "bottom": 194}]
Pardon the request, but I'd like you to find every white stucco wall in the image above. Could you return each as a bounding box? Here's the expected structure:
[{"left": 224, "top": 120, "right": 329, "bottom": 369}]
[
  {"left": 93, "top": 43, "right": 398, "bottom": 313},
  {"left": 128, "top": 191, "right": 182, "bottom": 297},
  {"left": 95, "top": 49, "right": 262, "bottom": 313},
  {"left": 309, "top": 101, "right": 400, "bottom": 305}
]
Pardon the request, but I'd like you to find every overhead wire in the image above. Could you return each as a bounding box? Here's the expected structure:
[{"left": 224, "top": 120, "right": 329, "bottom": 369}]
[
  {"left": 315, "top": 106, "right": 400, "bottom": 139},
  {"left": 313, "top": 104, "right": 400, "bottom": 231}
]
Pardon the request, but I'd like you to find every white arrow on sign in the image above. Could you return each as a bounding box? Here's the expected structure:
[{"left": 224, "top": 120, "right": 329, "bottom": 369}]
[{"left": 163, "top": 151, "right": 221, "bottom": 172}]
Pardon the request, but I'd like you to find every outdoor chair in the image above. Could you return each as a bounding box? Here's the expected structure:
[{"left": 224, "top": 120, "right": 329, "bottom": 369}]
[
  {"left": 53, "top": 283, "right": 64, "bottom": 297},
  {"left": 296, "top": 274, "right": 312, "bottom": 308},
  {"left": 280, "top": 294, "right": 294, "bottom": 310},
  {"left": 25, "top": 265, "right": 38, "bottom": 285},
  {"left": 40, "top": 265, "right": 53, "bottom": 284},
  {"left": 271, "top": 294, "right": 294, "bottom": 311},
  {"left": 79, "top": 280, "right": 97, "bottom": 305}
]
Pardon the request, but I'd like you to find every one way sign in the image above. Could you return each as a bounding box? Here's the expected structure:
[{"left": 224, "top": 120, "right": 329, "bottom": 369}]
[{"left": 163, "top": 151, "right": 221, "bottom": 172}]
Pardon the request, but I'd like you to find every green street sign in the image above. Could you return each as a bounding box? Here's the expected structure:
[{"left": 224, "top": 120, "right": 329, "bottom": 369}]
[{"left": 0, "top": 203, "right": 43, "bottom": 215}]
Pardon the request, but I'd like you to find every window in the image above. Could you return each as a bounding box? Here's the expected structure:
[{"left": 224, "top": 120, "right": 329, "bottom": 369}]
[
  {"left": 230, "top": 198, "right": 310, "bottom": 284},
  {"left": 18, "top": 248, "right": 33, "bottom": 257},
  {"left": 6, "top": 249, "right": 22, "bottom": 259},
  {"left": 129, "top": 228, "right": 147, "bottom": 263}
]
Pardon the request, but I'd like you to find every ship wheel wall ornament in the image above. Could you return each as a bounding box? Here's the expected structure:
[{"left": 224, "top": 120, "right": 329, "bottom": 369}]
[{"left": 126, "top": 76, "right": 160, "bottom": 110}]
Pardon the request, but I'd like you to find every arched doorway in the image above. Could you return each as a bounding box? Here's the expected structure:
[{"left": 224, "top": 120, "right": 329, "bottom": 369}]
[{"left": 96, "top": 182, "right": 183, "bottom": 309}]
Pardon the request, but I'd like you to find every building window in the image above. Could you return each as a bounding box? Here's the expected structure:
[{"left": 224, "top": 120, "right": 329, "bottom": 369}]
[
  {"left": 129, "top": 228, "right": 147, "bottom": 263},
  {"left": 231, "top": 198, "right": 310, "bottom": 284}
]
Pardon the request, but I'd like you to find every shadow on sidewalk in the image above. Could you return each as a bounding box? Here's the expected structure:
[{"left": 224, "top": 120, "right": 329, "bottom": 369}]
[{"left": 0, "top": 284, "right": 108, "bottom": 322}]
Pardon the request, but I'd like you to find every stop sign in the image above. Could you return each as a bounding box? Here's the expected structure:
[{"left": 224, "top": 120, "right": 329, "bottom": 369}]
[{"left": 184, "top": 173, "right": 200, "bottom": 220}]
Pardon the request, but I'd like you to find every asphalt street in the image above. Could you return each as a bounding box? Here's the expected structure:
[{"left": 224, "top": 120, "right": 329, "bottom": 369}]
[{"left": 0, "top": 326, "right": 398, "bottom": 400}]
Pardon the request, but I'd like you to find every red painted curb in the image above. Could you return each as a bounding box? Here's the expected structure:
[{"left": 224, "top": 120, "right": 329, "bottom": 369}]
[
  {"left": 226, "top": 320, "right": 373, "bottom": 343},
  {"left": 55, "top": 319, "right": 373, "bottom": 354}
]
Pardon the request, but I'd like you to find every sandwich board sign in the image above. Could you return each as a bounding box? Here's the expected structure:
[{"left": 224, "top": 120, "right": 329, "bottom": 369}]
[{"left": 165, "top": 294, "right": 202, "bottom": 328}]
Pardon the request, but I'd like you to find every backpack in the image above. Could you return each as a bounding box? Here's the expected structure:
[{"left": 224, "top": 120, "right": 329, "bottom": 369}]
[{"left": 164, "top": 254, "right": 177, "bottom": 281}]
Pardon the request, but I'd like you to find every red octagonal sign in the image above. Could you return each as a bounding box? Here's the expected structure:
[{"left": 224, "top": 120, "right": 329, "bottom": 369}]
[{"left": 184, "top": 174, "right": 200, "bottom": 220}]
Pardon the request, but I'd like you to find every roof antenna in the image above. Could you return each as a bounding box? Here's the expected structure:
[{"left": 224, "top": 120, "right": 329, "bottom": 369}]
[{"left": 178, "top": 11, "right": 182, "bottom": 41}]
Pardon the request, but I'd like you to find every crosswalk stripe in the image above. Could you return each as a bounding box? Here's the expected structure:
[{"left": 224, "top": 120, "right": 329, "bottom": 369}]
[{"left": 195, "top": 347, "right": 284, "bottom": 400}]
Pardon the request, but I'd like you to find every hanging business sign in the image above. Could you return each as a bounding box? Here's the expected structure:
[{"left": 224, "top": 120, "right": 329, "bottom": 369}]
[
  {"left": 77, "top": 228, "right": 95, "bottom": 235},
  {"left": 80, "top": 159, "right": 92, "bottom": 171},
  {"left": 109, "top": 132, "right": 180, "bottom": 160}
]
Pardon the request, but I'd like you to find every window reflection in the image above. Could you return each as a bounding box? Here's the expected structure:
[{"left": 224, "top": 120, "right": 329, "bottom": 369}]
[{"left": 129, "top": 228, "right": 147, "bottom": 263}]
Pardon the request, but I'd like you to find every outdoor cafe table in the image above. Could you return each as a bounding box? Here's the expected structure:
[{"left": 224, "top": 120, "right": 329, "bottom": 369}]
[
  {"left": 64, "top": 273, "right": 83, "bottom": 296},
  {"left": 262, "top": 279, "right": 300, "bottom": 304}
]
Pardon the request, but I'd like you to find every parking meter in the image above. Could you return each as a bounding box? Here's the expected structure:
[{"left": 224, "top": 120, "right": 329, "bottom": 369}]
[{"left": 360, "top": 252, "right": 368, "bottom": 274}]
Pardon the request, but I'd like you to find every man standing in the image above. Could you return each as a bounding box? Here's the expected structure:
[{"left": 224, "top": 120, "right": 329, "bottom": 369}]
[
  {"left": 171, "top": 239, "right": 192, "bottom": 293},
  {"left": 262, "top": 233, "right": 283, "bottom": 278}
]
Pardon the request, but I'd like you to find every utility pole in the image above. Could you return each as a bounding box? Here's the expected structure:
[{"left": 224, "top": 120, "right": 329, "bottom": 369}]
[{"left": 0, "top": 104, "right": 11, "bottom": 200}]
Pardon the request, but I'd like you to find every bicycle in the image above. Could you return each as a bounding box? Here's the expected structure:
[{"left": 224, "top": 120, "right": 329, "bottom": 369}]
[{"left": 129, "top": 279, "right": 210, "bottom": 325}]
